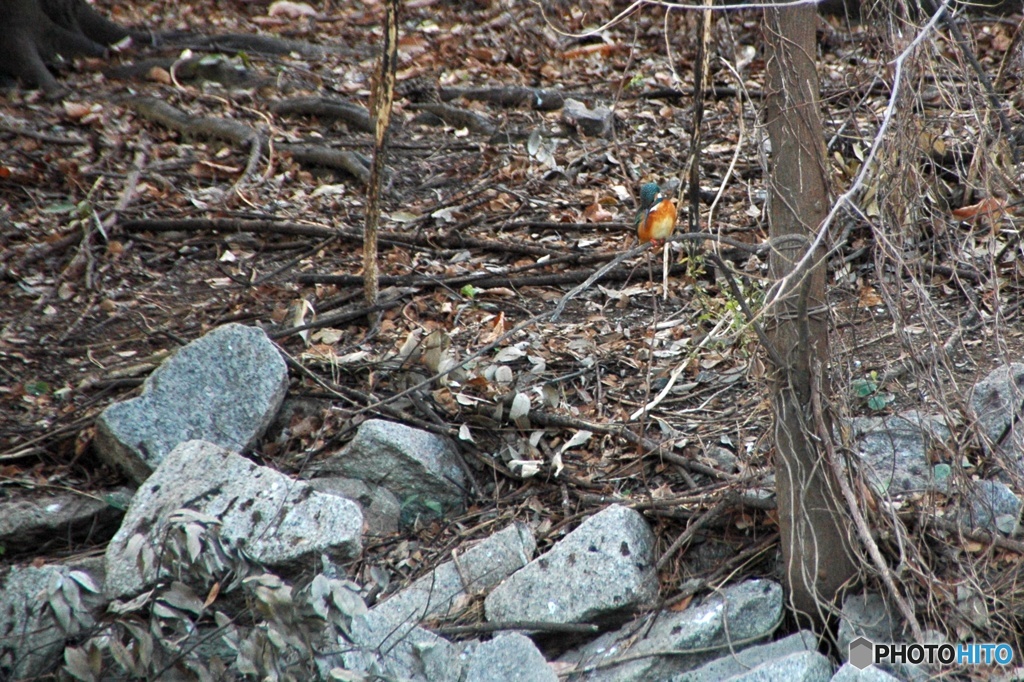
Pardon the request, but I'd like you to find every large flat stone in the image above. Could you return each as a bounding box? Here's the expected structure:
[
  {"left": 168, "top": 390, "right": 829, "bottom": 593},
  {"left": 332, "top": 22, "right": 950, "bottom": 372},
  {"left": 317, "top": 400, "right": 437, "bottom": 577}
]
[
  {"left": 464, "top": 633, "right": 557, "bottom": 682},
  {"left": 671, "top": 631, "right": 818, "bottom": 681},
  {"left": 95, "top": 324, "right": 288, "bottom": 483},
  {"left": 310, "top": 419, "right": 468, "bottom": 516},
  {"left": 851, "top": 411, "right": 951, "bottom": 495},
  {"left": 486, "top": 504, "right": 658, "bottom": 626},
  {"left": 831, "top": 663, "right": 903, "bottom": 682},
  {"left": 104, "top": 440, "right": 362, "bottom": 598},
  {"left": 343, "top": 522, "right": 535, "bottom": 677},
  {"left": 0, "top": 487, "right": 131, "bottom": 556},
  {"left": 721, "top": 651, "right": 833, "bottom": 682},
  {"left": 560, "top": 580, "right": 784, "bottom": 681},
  {"left": 970, "top": 363, "right": 1024, "bottom": 476}
]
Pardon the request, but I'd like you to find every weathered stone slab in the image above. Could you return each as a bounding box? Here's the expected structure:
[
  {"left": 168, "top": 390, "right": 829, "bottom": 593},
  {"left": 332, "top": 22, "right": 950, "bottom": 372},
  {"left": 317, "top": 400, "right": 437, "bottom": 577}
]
[
  {"left": 310, "top": 419, "right": 468, "bottom": 516},
  {"left": 95, "top": 323, "right": 288, "bottom": 483},
  {"left": 560, "top": 580, "right": 783, "bottom": 681},
  {"left": 342, "top": 522, "right": 535, "bottom": 678},
  {"left": 104, "top": 440, "right": 362, "bottom": 598},
  {"left": 486, "top": 504, "right": 658, "bottom": 627}
]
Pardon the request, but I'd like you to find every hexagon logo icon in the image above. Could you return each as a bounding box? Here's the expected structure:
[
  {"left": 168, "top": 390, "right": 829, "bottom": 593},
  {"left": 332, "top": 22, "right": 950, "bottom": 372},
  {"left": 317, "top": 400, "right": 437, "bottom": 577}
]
[{"left": 849, "top": 636, "right": 875, "bottom": 670}]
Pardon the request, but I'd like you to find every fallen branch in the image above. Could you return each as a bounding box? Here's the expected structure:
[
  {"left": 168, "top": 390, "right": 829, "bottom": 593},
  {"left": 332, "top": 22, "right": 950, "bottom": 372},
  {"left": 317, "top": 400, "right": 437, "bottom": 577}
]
[
  {"left": 124, "top": 97, "right": 374, "bottom": 186},
  {"left": 299, "top": 262, "right": 693, "bottom": 290},
  {"left": 656, "top": 493, "right": 736, "bottom": 571},
  {"left": 125, "top": 97, "right": 263, "bottom": 188},
  {"left": 442, "top": 86, "right": 564, "bottom": 111},
  {"left": 120, "top": 216, "right": 565, "bottom": 260},
  {"left": 410, "top": 102, "right": 496, "bottom": 135},
  {"left": 922, "top": 515, "right": 1024, "bottom": 555},
  {"left": 269, "top": 96, "right": 374, "bottom": 134},
  {"left": 429, "top": 620, "right": 599, "bottom": 636},
  {"left": 280, "top": 145, "right": 371, "bottom": 185},
  {"left": 171, "top": 32, "right": 340, "bottom": 59}
]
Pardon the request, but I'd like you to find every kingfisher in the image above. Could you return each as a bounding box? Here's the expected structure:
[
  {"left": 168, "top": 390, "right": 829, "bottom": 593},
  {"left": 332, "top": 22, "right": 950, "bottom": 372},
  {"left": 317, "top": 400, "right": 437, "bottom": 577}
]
[{"left": 633, "top": 182, "right": 677, "bottom": 249}]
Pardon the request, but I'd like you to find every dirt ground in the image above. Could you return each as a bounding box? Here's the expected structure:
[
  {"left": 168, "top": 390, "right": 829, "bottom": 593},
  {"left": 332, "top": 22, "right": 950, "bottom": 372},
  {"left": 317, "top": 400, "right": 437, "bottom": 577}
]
[{"left": 3, "top": 0, "right": 1024, "bottom": 660}]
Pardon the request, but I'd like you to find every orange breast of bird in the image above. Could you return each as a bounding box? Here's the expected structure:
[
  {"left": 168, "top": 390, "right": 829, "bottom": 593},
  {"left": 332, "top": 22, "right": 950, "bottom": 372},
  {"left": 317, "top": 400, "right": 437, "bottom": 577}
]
[{"left": 638, "top": 198, "right": 677, "bottom": 244}]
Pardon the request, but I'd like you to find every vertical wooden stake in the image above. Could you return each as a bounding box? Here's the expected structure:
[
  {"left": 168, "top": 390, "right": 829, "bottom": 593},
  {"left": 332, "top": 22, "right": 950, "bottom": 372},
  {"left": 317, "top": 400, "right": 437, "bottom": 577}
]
[{"left": 364, "top": 0, "right": 400, "bottom": 320}]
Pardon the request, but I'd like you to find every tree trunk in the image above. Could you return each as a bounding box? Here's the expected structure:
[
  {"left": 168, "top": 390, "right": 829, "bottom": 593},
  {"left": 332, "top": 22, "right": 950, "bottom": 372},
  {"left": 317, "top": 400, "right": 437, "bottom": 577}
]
[
  {"left": 763, "top": 5, "right": 857, "bottom": 617},
  {"left": 0, "top": 0, "right": 131, "bottom": 93}
]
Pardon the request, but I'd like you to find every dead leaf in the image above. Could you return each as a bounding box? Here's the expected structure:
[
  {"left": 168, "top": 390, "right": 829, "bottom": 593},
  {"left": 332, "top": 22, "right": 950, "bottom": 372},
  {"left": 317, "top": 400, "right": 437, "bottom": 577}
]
[
  {"left": 288, "top": 299, "right": 315, "bottom": 346},
  {"left": 422, "top": 328, "right": 451, "bottom": 371},
  {"left": 551, "top": 450, "right": 564, "bottom": 477},
  {"left": 560, "top": 430, "right": 592, "bottom": 453},
  {"left": 479, "top": 287, "right": 515, "bottom": 298},
  {"left": 857, "top": 285, "right": 882, "bottom": 308},
  {"left": 562, "top": 44, "right": 619, "bottom": 60},
  {"left": 312, "top": 328, "right": 344, "bottom": 345},
  {"left": 494, "top": 365, "right": 513, "bottom": 384},
  {"left": 479, "top": 311, "right": 507, "bottom": 345},
  {"left": 493, "top": 344, "right": 527, "bottom": 363},
  {"left": 203, "top": 582, "right": 221, "bottom": 608},
  {"left": 397, "top": 328, "right": 424, "bottom": 361},
  {"left": 668, "top": 594, "right": 693, "bottom": 612},
  {"left": 147, "top": 66, "right": 172, "bottom": 84},
  {"left": 510, "top": 392, "right": 530, "bottom": 427},
  {"left": 951, "top": 197, "right": 1007, "bottom": 225},
  {"left": 300, "top": 344, "right": 335, "bottom": 362},
  {"left": 582, "top": 201, "right": 614, "bottom": 223},
  {"left": 268, "top": 0, "right": 316, "bottom": 18},
  {"left": 509, "top": 459, "right": 541, "bottom": 477},
  {"left": 432, "top": 207, "right": 458, "bottom": 223},
  {"left": 62, "top": 102, "right": 93, "bottom": 120}
]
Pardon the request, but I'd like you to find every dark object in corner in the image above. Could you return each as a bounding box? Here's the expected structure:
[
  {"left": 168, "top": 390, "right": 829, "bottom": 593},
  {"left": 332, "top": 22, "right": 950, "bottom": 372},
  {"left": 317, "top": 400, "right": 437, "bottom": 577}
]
[{"left": 0, "top": 0, "right": 134, "bottom": 93}]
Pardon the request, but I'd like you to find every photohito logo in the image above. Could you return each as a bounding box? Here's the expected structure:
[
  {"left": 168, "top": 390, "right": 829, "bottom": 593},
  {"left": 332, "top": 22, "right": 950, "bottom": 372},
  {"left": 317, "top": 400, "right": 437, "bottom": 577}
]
[{"left": 849, "top": 637, "right": 1014, "bottom": 669}]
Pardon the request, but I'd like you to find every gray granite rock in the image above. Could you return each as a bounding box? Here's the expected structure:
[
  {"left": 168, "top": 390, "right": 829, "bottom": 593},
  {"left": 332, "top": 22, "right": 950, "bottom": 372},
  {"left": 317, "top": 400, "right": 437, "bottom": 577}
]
[
  {"left": 851, "top": 411, "right": 951, "bottom": 495},
  {"left": 562, "top": 98, "right": 615, "bottom": 137},
  {"left": 837, "top": 592, "right": 895, "bottom": 658},
  {"left": 486, "top": 504, "right": 658, "bottom": 627},
  {"left": 836, "top": 593, "right": 927, "bottom": 681},
  {"left": 0, "top": 486, "right": 132, "bottom": 555},
  {"left": 671, "top": 631, "right": 819, "bottom": 681},
  {"left": 95, "top": 323, "right": 288, "bottom": 483},
  {"left": 831, "top": 662, "right": 903, "bottom": 682},
  {"left": 958, "top": 479, "right": 1021, "bottom": 535},
  {"left": 310, "top": 419, "right": 468, "bottom": 518},
  {"left": 463, "top": 633, "right": 557, "bottom": 682},
  {"left": 338, "top": 624, "right": 461, "bottom": 682},
  {"left": 0, "top": 561, "right": 105, "bottom": 680},
  {"left": 708, "top": 445, "right": 740, "bottom": 473},
  {"left": 560, "top": 579, "right": 784, "bottom": 681},
  {"left": 342, "top": 522, "right": 536, "bottom": 679},
  {"left": 104, "top": 440, "right": 362, "bottom": 598},
  {"left": 309, "top": 476, "right": 402, "bottom": 537},
  {"left": 721, "top": 650, "right": 833, "bottom": 682},
  {"left": 969, "top": 364, "right": 1024, "bottom": 473}
]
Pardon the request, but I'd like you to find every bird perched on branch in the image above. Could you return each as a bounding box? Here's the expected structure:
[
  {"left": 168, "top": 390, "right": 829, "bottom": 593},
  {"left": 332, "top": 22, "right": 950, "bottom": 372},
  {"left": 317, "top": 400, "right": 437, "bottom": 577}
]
[{"left": 633, "top": 182, "right": 677, "bottom": 249}]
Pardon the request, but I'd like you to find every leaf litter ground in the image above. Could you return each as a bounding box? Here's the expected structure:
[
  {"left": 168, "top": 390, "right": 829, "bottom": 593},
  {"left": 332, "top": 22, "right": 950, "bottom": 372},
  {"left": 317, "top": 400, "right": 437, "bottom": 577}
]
[{"left": 3, "top": 0, "right": 1024, "bottom": 661}]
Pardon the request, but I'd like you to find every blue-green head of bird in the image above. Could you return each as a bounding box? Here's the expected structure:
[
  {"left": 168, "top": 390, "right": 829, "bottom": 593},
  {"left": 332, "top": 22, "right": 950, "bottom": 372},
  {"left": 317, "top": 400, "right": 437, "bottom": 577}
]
[{"left": 635, "top": 182, "right": 662, "bottom": 225}]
